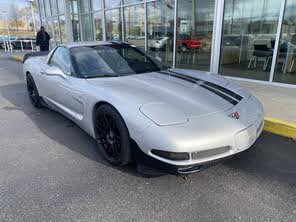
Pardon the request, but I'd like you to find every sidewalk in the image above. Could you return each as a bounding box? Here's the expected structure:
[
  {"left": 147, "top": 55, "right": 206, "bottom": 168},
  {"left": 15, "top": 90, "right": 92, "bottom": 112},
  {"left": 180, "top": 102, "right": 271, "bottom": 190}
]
[
  {"left": 1, "top": 51, "right": 28, "bottom": 61},
  {"left": 233, "top": 80, "right": 296, "bottom": 124}
]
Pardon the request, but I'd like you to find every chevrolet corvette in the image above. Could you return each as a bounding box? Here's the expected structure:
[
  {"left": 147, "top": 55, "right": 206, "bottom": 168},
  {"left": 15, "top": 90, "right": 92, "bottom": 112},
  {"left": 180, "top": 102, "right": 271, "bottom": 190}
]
[{"left": 23, "top": 41, "right": 264, "bottom": 175}]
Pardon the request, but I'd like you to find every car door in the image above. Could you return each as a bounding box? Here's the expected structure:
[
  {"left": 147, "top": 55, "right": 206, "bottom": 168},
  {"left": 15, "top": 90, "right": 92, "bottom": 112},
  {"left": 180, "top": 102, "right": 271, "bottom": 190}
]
[{"left": 41, "top": 46, "right": 86, "bottom": 121}]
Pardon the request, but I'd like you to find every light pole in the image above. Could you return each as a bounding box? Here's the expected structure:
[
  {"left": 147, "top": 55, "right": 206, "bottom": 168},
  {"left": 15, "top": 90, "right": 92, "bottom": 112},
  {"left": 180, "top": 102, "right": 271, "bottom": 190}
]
[{"left": 27, "top": 0, "right": 37, "bottom": 34}]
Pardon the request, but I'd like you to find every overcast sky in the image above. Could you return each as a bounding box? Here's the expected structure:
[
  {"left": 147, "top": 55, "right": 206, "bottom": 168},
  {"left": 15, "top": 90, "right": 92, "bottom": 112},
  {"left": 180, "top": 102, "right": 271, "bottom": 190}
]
[{"left": 0, "top": 0, "right": 26, "bottom": 11}]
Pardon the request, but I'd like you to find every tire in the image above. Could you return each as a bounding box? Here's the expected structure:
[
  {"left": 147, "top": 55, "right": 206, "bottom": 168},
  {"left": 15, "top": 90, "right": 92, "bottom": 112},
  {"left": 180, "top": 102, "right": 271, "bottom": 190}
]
[
  {"left": 181, "top": 44, "right": 187, "bottom": 52},
  {"left": 94, "top": 104, "right": 131, "bottom": 166},
  {"left": 26, "top": 73, "right": 43, "bottom": 108}
]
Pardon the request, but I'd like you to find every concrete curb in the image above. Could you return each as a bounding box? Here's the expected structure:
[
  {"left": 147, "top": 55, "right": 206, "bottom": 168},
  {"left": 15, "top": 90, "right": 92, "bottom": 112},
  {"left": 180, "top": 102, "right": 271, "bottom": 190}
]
[
  {"left": 264, "top": 117, "right": 296, "bottom": 139},
  {"left": 10, "top": 55, "right": 23, "bottom": 62},
  {"left": 8, "top": 55, "right": 296, "bottom": 139}
]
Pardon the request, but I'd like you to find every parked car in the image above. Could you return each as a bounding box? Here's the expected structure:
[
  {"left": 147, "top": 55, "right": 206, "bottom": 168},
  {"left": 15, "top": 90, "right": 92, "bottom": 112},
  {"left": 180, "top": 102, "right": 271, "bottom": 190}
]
[
  {"left": 177, "top": 34, "right": 202, "bottom": 51},
  {"left": 23, "top": 41, "right": 264, "bottom": 175},
  {"left": 148, "top": 37, "right": 172, "bottom": 51}
]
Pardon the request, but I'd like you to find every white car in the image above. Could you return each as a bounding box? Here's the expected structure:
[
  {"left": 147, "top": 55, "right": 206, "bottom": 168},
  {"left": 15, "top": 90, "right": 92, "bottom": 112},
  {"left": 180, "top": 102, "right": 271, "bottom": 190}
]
[
  {"left": 148, "top": 37, "right": 171, "bottom": 51},
  {"left": 23, "top": 41, "right": 264, "bottom": 175}
]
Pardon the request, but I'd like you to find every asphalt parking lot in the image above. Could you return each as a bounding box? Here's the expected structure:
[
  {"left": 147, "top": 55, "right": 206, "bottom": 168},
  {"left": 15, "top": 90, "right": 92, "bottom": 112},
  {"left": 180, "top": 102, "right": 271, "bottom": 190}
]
[{"left": 0, "top": 51, "right": 296, "bottom": 222}]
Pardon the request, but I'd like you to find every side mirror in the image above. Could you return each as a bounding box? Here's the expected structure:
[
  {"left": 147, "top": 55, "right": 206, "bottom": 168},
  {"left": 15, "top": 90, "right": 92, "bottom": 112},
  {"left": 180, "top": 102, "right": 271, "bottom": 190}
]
[
  {"left": 155, "top": 56, "right": 162, "bottom": 63},
  {"left": 45, "top": 67, "right": 67, "bottom": 79}
]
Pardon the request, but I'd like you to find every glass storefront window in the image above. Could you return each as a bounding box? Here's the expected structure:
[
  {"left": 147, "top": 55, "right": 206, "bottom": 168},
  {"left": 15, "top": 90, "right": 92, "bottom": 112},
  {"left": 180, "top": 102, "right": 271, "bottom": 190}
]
[
  {"left": 70, "top": 0, "right": 78, "bottom": 14},
  {"left": 72, "top": 14, "right": 81, "bottom": 41},
  {"left": 147, "top": 0, "right": 174, "bottom": 66},
  {"left": 80, "top": 0, "right": 90, "bottom": 13},
  {"left": 81, "top": 14, "right": 94, "bottom": 41},
  {"left": 94, "top": 12, "right": 103, "bottom": 40},
  {"left": 57, "top": 0, "right": 65, "bottom": 14},
  {"left": 105, "top": 0, "right": 121, "bottom": 9},
  {"left": 39, "top": 0, "right": 45, "bottom": 18},
  {"left": 123, "top": 0, "right": 141, "bottom": 5},
  {"left": 46, "top": 19, "right": 54, "bottom": 47},
  {"left": 106, "top": 9, "right": 122, "bottom": 41},
  {"left": 92, "top": 0, "right": 102, "bottom": 11},
  {"left": 59, "top": 15, "right": 67, "bottom": 43},
  {"left": 46, "top": 19, "right": 53, "bottom": 37},
  {"left": 124, "top": 4, "right": 145, "bottom": 48},
  {"left": 220, "top": 0, "right": 281, "bottom": 81},
  {"left": 44, "top": 0, "right": 51, "bottom": 17},
  {"left": 53, "top": 19, "right": 61, "bottom": 44},
  {"left": 50, "top": 0, "right": 58, "bottom": 15},
  {"left": 176, "top": 0, "right": 215, "bottom": 71},
  {"left": 273, "top": 0, "right": 296, "bottom": 84}
]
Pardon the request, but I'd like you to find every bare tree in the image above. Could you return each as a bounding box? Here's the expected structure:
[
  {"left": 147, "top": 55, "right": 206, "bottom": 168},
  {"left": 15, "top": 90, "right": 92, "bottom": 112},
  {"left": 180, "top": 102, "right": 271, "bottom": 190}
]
[{"left": 9, "top": 0, "right": 21, "bottom": 31}]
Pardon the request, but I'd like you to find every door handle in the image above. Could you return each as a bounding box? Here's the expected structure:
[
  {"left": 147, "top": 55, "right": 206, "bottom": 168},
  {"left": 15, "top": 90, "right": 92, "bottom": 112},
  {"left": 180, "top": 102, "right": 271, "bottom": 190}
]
[{"left": 41, "top": 71, "right": 45, "bottom": 75}]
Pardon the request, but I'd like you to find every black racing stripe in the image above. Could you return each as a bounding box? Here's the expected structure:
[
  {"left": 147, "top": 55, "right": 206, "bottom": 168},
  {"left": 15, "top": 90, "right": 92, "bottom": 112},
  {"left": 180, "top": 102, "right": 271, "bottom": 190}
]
[
  {"left": 203, "top": 82, "right": 243, "bottom": 101},
  {"left": 200, "top": 84, "right": 238, "bottom": 106},
  {"left": 157, "top": 70, "right": 240, "bottom": 105},
  {"left": 166, "top": 70, "right": 243, "bottom": 101},
  {"left": 158, "top": 70, "right": 196, "bottom": 83}
]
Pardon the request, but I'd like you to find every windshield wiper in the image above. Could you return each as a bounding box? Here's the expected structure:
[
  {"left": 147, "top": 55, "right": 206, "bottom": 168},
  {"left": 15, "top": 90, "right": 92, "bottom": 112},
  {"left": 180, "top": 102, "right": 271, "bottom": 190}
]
[{"left": 84, "top": 73, "right": 119, "bottom": 79}]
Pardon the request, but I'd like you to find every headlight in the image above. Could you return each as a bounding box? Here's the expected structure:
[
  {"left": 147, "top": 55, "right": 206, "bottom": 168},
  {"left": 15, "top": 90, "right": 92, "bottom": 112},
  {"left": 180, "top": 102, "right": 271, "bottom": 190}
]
[
  {"left": 235, "top": 125, "right": 257, "bottom": 150},
  {"left": 151, "top": 149, "right": 190, "bottom": 161}
]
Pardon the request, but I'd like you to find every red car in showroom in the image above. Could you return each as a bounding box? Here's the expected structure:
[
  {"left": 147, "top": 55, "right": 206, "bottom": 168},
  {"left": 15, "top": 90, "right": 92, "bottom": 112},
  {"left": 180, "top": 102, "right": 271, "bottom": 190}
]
[{"left": 177, "top": 34, "right": 202, "bottom": 51}]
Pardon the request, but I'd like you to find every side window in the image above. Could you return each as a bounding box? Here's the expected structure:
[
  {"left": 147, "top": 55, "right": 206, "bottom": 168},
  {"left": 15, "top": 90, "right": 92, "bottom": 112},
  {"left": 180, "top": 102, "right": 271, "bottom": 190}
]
[{"left": 49, "top": 47, "right": 71, "bottom": 75}]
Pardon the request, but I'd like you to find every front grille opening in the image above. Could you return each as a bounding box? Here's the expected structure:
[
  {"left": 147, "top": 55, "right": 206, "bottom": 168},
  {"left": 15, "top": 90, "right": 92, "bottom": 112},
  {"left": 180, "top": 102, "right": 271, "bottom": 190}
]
[
  {"left": 151, "top": 149, "right": 190, "bottom": 161},
  {"left": 191, "top": 146, "right": 230, "bottom": 160}
]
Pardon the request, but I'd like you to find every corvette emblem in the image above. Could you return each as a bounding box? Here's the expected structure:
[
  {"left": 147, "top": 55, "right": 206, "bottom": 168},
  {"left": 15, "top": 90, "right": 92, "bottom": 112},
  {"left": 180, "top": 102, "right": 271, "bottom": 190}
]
[{"left": 228, "top": 111, "right": 240, "bottom": 119}]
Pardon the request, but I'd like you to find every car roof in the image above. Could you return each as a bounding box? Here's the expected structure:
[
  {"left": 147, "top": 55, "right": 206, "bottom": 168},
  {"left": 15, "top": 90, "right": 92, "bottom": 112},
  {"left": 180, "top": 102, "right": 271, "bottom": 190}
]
[{"left": 60, "top": 41, "right": 127, "bottom": 48}]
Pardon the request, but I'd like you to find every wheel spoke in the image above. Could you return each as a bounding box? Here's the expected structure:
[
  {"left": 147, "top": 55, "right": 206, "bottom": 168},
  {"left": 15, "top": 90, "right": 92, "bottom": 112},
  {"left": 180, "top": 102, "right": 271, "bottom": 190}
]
[
  {"left": 96, "top": 123, "right": 107, "bottom": 135},
  {"left": 103, "top": 113, "right": 110, "bottom": 128},
  {"left": 110, "top": 118, "right": 116, "bottom": 129},
  {"left": 99, "top": 115, "right": 109, "bottom": 130}
]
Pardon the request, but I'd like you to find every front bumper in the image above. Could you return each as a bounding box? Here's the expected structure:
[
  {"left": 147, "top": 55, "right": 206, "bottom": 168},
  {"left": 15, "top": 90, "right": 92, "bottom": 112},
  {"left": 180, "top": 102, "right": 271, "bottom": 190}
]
[
  {"left": 134, "top": 95, "right": 264, "bottom": 167},
  {"left": 133, "top": 143, "right": 240, "bottom": 175}
]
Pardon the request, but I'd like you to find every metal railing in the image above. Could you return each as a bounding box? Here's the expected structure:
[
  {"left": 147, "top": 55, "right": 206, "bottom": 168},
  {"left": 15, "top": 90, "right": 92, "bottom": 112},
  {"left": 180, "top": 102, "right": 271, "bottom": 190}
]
[{"left": 2, "top": 39, "right": 36, "bottom": 52}]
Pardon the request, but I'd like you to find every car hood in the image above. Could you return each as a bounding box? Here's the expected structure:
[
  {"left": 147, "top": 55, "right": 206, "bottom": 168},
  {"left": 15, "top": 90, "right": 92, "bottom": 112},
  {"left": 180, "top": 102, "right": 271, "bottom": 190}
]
[{"left": 86, "top": 68, "right": 246, "bottom": 126}]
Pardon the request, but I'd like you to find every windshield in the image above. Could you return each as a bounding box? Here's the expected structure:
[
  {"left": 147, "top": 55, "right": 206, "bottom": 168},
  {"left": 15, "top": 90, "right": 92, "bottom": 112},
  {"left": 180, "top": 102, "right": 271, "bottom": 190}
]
[{"left": 70, "top": 44, "right": 167, "bottom": 78}]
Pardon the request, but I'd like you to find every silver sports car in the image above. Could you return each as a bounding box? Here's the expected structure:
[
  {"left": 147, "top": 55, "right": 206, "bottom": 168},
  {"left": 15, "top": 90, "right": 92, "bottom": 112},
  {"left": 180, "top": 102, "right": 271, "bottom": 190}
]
[{"left": 23, "top": 41, "right": 264, "bottom": 175}]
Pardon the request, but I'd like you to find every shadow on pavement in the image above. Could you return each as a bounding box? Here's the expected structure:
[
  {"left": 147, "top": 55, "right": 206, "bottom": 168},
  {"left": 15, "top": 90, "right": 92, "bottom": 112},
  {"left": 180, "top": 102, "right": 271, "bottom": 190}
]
[
  {"left": 0, "top": 82, "right": 142, "bottom": 177},
  {"left": 224, "top": 132, "right": 296, "bottom": 186}
]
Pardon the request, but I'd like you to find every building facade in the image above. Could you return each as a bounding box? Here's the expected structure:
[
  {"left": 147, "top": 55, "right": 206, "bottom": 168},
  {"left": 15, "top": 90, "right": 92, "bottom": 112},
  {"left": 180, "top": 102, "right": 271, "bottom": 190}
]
[{"left": 37, "top": 0, "right": 296, "bottom": 87}]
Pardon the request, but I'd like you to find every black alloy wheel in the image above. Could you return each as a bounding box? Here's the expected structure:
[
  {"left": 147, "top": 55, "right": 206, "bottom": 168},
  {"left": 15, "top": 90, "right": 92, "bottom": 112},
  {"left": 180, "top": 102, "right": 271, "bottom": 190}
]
[
  {"left": 26, "top": 74, "right": 42, "bottom": 108},
  {"left": 95, "top": 105, "right": 131, "bottom": 166}
]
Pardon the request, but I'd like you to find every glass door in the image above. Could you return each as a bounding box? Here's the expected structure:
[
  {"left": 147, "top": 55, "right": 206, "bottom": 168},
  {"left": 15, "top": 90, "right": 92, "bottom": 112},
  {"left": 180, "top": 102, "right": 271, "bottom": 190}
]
[
  {"left": 219, "top": 0, "right": 281, "bottom": 81},
  {"left": 176, "top": 0, "right": 216, "bottom": 71},
  {"left": 273, "top": 0, "right": 296, "bottom": 85}
]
